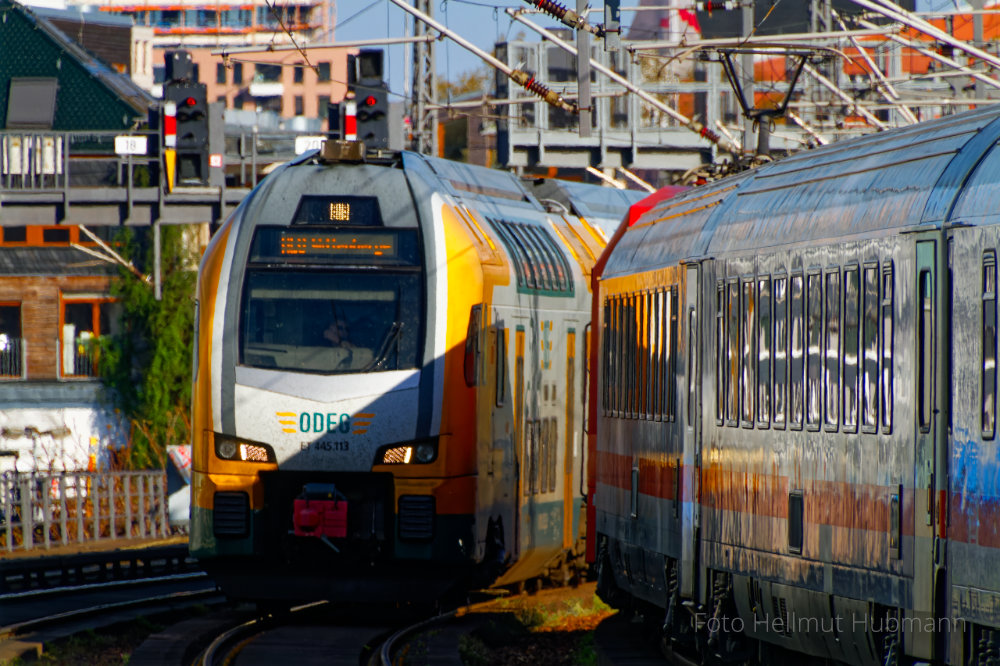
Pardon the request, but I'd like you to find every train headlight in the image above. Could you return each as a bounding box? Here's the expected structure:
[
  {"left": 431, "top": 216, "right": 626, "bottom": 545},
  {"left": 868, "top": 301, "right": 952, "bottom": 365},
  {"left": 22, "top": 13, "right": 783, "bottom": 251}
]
[
  {"left": 414, "top": 443, "right": 436, "bottom": 463},
  {"left": 376, "top": 439, "right": 437, "bottom": 465},
  {"left": 214, "top": 433, "right": 276, "bottom": 463}
]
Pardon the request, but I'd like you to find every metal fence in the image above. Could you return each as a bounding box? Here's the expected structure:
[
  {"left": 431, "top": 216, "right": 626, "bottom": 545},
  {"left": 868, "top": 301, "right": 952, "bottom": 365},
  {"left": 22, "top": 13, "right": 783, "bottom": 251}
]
[{"left": 0, "top": 471, "right": 169, "bottom": 553}]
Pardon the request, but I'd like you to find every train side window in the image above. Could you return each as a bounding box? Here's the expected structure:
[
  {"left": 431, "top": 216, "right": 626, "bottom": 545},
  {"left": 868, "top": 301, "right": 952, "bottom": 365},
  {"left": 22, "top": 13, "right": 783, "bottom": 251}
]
[
  {"left": 629, "top": 294, "right": 638, "bottom": 419},
  {"left": 496, "top": 325, "right": 507, "bottom": 408},
  {"left": 654, "top": 290, "right": 664, "bottom": 421},
  {"left": 617, "top": 295, "right": 625, "bottom": 416},
  {"left": 984, "top": 253, "right": 997, "bottom": 439},
  {"left": 646, "top": 292, "right": 656, "bottom": 420},
  {"left": 862, "top": 265, "right": 880, "bottom": 432},
  {"left": 728, "top": 280, "right": 740, "bottom": 426},
  {"left": 790, "top": 274, "right": 805, "bottom": 429},
  {"left": 825, "top": 270, "right": 841, "bottom": 431},
  {"left": 844, "top": 267, "right": 860, "bottom": 433},
  {"left": 918, "top": 269, "right": 934, "bottom": 432},
  {"left": 716, "top": 282, "right": 726, "bottom": 425},
  {"left": 806, "top": 272, "right": 823, "bottom": 430},
  {"left": 757, "top": 277, "right": 772, "bottom": 428},
  {"left": 688, "top": 303, "right": 697, "bottom": 424},
  {"left": 741, "top": 279, "right": 756, "bottom": 427},
  {"left": 882, "top": 264, "right": 894, "bottom": 433},
  {"left": 549, "top": 418, "right": 558, "bottom": 492},
  {"left": 668, "top": 285, "right": 679, "bottom": 422},
  {"left": 643, "top": 291, "right": 652, "bottom": 419},
  {"left": 601, "top": 301, "right": 609, "bottom": 415},
  {"left": 773, "top": 276, "right": 788, "bottom": 429}
]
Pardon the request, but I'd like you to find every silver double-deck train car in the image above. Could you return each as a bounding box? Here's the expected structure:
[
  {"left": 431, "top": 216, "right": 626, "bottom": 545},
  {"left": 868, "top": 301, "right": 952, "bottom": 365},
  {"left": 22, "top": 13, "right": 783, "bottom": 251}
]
[
  {"left": 189, "top": 140, "right": 643, "bottom": 602},
  {"left": 589, "top": 105, "right": 1000, "bottom": 664}
]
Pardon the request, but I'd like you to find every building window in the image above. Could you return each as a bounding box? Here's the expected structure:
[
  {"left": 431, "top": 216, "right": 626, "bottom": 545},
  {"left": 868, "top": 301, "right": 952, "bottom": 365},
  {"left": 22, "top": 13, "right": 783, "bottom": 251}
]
[
  {"left": 294, "top": 95, "right": 304, "bottom": 116},
  {"left": 317, "top": 62, "right": 331, "bottom": 82},
  {"left": 256, "top": 64, "right": 281, "bottom": 82},
  {"left": 61, "top": 299, "right": 121, "bottom": 378},
  {"left": 216, "top": 95, "right": 227, "bottom": 106},
  {"left": 0, "top": 304, "right": 24, "bottom": 378},
  {"left": 294, "top": 63, "right": 304, "bottom": 83},
  {"left": 43, "top": 228, "right": 71, "bottom": 244},
  {"left": 233, "top": 62, "right": 244, "bottom": 84},
  {"left": 216, "top": 63, "right": 226, "bottom": 84}
]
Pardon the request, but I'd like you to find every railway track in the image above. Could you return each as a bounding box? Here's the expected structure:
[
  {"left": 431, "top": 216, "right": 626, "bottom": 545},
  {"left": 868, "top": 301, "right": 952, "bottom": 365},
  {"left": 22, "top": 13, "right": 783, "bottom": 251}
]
[{"left": 0, "top": 572, "right": 224, "bottom": 662}]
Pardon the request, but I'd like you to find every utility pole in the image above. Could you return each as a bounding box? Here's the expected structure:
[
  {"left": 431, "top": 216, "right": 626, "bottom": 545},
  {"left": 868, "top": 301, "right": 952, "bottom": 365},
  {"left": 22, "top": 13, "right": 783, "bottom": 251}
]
[
  {"left": 411, "top": 0, "right": 436, "bottom": 154},
  {"left": 971, "top": 0, "right": 986, "bottom": 100},
  {"left": 740, "top": 1, "right": 755, "bottom": 156},
  {"left": 576, "top": 0, "right": 592, "bottom": 138}
]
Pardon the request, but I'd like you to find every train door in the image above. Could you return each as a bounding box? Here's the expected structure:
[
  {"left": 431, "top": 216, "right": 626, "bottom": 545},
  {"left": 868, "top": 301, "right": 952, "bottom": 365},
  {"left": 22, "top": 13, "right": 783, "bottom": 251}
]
[
  {"left": 911, "top": 234, "right": 948, "bottom": 660},
  {"left": 680, "top": 263, "right": 700, "bottom": 598},
  {"left": 488, "top": 315, "right": 516, "bottom": 563},
  {"left": 562, "top": 327, "right": 577, "bottom": 551},
  {"left": 514, "top": 324, "right": 526, "bottom": 558}
]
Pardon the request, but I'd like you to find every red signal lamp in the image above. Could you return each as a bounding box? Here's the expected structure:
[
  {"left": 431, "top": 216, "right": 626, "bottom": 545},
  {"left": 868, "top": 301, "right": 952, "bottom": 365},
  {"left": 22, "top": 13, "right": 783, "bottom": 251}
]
[
  {"left": 184, "top": 96, "right": 197, "bottom": 106},
  {"left": 363, "top": 95, "right": 377, "bottom": 106}
]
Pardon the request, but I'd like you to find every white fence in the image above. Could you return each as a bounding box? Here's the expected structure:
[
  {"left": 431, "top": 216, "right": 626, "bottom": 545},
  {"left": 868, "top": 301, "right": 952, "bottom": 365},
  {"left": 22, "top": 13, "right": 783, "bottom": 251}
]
[{"left": 0, "top": 471, "right": 169, "bottom": 553}]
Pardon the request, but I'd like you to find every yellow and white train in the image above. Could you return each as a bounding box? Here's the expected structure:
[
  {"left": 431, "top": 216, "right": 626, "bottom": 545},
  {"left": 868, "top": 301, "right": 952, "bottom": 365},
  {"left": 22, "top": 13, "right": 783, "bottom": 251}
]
[{"left": 189, "top": 141, "right": 643, "bottom": 601}]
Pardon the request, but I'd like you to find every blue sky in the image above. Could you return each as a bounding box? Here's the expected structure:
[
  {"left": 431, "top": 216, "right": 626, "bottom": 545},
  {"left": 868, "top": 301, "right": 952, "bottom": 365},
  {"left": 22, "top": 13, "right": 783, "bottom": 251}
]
[{"left": 337, "top": 0, "right": 972, "bottom": 103}]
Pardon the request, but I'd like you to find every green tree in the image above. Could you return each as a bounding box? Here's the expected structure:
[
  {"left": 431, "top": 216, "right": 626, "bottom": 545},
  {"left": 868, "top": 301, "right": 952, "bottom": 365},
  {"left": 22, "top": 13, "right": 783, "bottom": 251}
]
[{"left": 100, "top": 226, "right": 197, "bottom": 469}]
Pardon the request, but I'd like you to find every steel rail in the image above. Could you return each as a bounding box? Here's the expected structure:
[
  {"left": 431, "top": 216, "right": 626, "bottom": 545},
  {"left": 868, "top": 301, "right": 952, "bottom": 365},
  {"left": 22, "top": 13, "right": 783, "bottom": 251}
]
[{"left": 198, "top": 600, "right": 328, "bottom": 666}]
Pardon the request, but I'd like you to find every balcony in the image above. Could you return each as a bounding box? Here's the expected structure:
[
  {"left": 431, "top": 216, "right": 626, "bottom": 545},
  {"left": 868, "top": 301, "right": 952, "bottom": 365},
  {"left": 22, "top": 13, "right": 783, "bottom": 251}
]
[
  {"left": 0, "top": 335, "right": 25, "bottom": 379},
  {"left": 61, "top": 332, "right": 99, "bottom": 379}
]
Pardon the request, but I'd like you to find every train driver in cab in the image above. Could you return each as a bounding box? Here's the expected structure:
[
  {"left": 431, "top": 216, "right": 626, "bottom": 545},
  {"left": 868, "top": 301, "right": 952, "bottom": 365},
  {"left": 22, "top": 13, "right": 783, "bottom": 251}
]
[{"left": 322, "top": 309, "right": 374, "bottom": 371}]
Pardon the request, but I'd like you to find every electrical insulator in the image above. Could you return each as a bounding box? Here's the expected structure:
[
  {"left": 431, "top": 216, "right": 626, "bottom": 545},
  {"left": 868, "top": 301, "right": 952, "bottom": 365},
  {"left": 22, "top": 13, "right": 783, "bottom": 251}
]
[{"left": 698, "top": 1, "right": 739, "bottom": 11}]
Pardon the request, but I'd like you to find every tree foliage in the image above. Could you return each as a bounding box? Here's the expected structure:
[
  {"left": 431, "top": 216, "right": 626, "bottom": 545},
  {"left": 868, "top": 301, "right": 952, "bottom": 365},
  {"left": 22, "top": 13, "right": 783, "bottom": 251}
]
[
  {"left": 99, "top": 226, "right": 197, "bottom": 469},
  {"left": 437, "top": 66, "right": 491, "bottom": 101}
]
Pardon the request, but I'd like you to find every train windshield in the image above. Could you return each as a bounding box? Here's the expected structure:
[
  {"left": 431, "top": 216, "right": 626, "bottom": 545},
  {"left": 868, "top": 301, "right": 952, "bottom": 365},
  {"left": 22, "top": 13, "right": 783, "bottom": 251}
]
[{"left": 240, "top": 270, "right": 422, "bottom": 374}]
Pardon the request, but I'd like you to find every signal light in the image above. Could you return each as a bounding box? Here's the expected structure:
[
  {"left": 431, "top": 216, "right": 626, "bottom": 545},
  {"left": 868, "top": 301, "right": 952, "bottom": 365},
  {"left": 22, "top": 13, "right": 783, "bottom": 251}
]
[
  {"left": 184, "top": 96, "right": 196, "bottom": 106},
  {"left": 364, "top": 95, "right": 377, "bottom": 107}
]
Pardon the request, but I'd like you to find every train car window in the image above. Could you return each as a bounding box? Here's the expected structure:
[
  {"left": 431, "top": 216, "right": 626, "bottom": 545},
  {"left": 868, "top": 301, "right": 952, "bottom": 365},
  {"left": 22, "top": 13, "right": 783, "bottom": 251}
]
[
  {"left": 688, "top": 304, "right": 697, "bottom": 425},
  {"left": 492, "top": 221, "right": 527, "bottom": 288},
  {"left": 741, "top": 279, "right": 756, "bottom": 427},
  {"left": 631, "top": 294, "right": 639, "bottom": 419},
  {"left": 652, "top": 291, "right": 663, "bottom": 421},
  {"left": 862, "top": 265, "right": 880, "bottom": 432},
  {"left": 790, "top": 274, "right": 805, "bottom": 429},
  {"left": 658, "top": 289, "right": 667, "bottom": 421},
  {"left": 882, "top": 264, "right": 895, "bottom": 432},
  {"left": 825, "top": 271, "right": 841, "bottom": 430},
  {"left": 464, "top": 305, "right": 483, "bottom": 387},
  {"left": 773, "top": 276, "right": 788, "bottom": 429},
  {"left": 918, "top": 269, "right": 934, "bottom": 432},
  {"left": 520, "top": 227, "right": 555, "bottom": 291},
  {"left": 627, "top": 294, "right": 635, "bottom": 418},
  {"left": 601, "top": 300, "right": 610, "bottom": 415},
  {"left": 757, "top": 277, "right": 771, "bottom": 427},
  {"left": 728, "top": 280, "right": 740, "bottom": 426},
  {"left": 529, "top": 420, "right": 539, "bottom": 495},
  {"left": 548, "top": 418, "right": 558, "bottom": 492},
  {"left": 844, "top": 267, "right": 860, "bottom": 433},
  {"left": 611, "top": 295, "right": 625, "bottom": 417},
  {"left": 240, "top": 270, "right": 421, "bottom": 374},
  {"left": 716, "top": 283, "right": 726, "bottom": 425},
  {"left": 806, "top": 272, "right": 823, "bottom": 430},
  {"left": 512, "top": 226, "right": 549, "bottom": 291},
  {"left": 983, "top": 253, "right": 996, "bottom": 439},
  {"left": 496, "top": 325, "right": 507, "bottom": 408},
  {"left": 668, "top": 285, "right": 679, "bottom": 422},
  {"left": 641, "top": 292, "right": 650, "bottom": 419}
]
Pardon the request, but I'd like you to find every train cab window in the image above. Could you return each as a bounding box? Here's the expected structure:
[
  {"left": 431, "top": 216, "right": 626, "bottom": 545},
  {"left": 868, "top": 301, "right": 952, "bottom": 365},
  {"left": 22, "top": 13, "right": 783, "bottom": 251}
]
[
  {"left": 918, "top": 269, "right": 934, "bottom": 431},
  {"left": 728, "top": 280, "right": 740, "bottom": 425},
  {"left": 824, "top": 270, "right": 840, "bottom": 430},
  {"left": 983, "top": 254, "right": 997, "bottom": 439},
  {"left": 757, "top": 277, "right": 771, "bottom": 427},
  {"left": 862, "top": 265, "right": 880, "bottom": 431},
  {"left": 882, "top": 265, "right": 895, "bottom": 432},
  {"left": 844, "top": 267, "right": 861, "bottom": 433},
  {"left": 773, "top": 276, "right": 788, "bottom": 429},
  {"left": 806, "top": 273, "right": 823, "bottom": 429},
  {"left": 741, "top": 279, "right": 755, "bottom": 427},
  {"left": 790, "top": 275, "right": 805, "bottom": 429},
  {"left": 240, "top": 271, "right": 422, "bottom": 375},
  {"left": 716, "top": 282, "right": 726, "bottom": 424}
]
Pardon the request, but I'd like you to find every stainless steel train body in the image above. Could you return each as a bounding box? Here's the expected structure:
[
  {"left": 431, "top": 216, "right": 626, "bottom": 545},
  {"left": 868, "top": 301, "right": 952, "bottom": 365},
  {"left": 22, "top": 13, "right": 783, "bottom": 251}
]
[
  {"left": 189, "top": 143, "right": 643, "bottom": 601},
  {"left": 590, "top": 105, "right": 1000, "bottom": 665}
]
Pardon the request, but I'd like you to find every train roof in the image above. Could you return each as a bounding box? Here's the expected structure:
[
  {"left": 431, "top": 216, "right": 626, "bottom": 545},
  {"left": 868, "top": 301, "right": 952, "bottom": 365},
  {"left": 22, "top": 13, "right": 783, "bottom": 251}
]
[{"left": 604, "top": 105, "right": 1000, "bottom": 279}]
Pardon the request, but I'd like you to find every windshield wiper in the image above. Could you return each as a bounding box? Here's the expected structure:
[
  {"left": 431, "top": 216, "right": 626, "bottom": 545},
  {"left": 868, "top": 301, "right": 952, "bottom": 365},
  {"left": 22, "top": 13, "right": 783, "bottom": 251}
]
[{"left": 363, "top": 322, "right": 403, "bottom": 372}]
